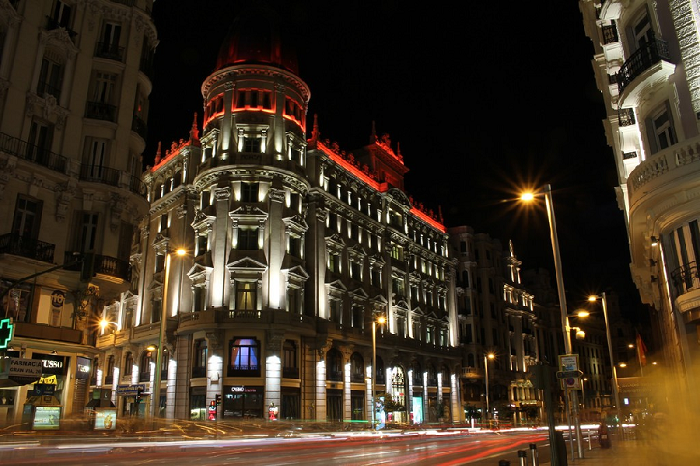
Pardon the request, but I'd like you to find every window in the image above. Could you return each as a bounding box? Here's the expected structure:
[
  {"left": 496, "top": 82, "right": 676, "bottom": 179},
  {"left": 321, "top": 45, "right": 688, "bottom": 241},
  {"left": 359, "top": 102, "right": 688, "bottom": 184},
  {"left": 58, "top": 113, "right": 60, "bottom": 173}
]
[
  {"left": 283, "top": 340, "right": 298, "bottom": 379},
  {"left": 350, "top": 260, "right": 362, "bottom": 280},
  {"left": 237, "top": 227, "right": 259, "bottom": 250},
  {"left": 124, "top": 352, "right": 133, "bottom": 376},
  {"left": 632, "top": 10, "right": 653, "bottom": 49},
  {"left": 12, "top": 195, "right": 42, "bottom": 239},
  {"left": 98, "top": 22, "right": 122, "bottom": 60},
  {"left": 350, "top": 353, "right": 364, "bottom": 383},
  {"left": 193, "top": 339, "right": 207, "bottom": 378},
  {"left": 240, "top": 182, "right": 259, "bottom": 202},
  {"left": 243, "top": 137, "right": 261, "bottom": 153},
  {"left": 37, "top": 53, "right": 63, "bottom": 99},
  {"left": 329, "top": 299, "right": 341, "bottom": 323},
  {"left": 235, "top": 282, "right": 257, "bottom": 310},
  {"left": 229, "top": 338, "right": 260, "bottom": 376},
  {"left": 351, "top": 305, "right": 363, "bottom": 328},
  {"left": 79, "top": 213, "right": 99, "bottom": 252},
  {"left": 27, "top": 120, "right": 53, "bottom": 164},
  {"left": 650, "top": 104, "right": 677, "bottom": 153},
  {"left": 328, "top": 251, "right": 340, "bottom": 273},
  {"left": 391, "top": 244, "right": 403, "bottom": 261},
  {"left": 371, "top": 267, "right": 381, "bottom": 287},
  {"left": 326, "top": 349, "right": 343, "bottom": 381},
  {"left": 392, "top": 276, "right": 405, "bottom": 297},
  {"left": 51, "top": 1, "right": 72, "bottom": 29},
  {"left": 93, "top": 72, "right": 116, "bottom": 104},
  {"left": 87, "top": 139, "right": 108, "bottom": 180}
]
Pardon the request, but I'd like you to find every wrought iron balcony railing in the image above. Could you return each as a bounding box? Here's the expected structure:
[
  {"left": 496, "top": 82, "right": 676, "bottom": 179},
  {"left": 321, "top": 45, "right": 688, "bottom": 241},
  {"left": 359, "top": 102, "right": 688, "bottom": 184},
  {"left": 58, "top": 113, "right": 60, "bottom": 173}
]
[
  {"left": 95, "top": 41, "right": 125, "bottom": 62},
  {"left": 79, "top": 164, "right": 120, "bottom": 186},
  {"left": 0, "top": 132, "right": 67, "bottom": 174},
  {"left": 671, "top": 261, "right": 700, "bottom": 297},
  {"left": 85, "top": 101, "right": 117, "bottom": 122},
  {"left": 0, "top": 233, "right": 55, "bottom": 263},
  {"left": 617, "top": 38, "right": 671, "bottom": 95},
  {"left": 44, "top": 16, "right": 77, "bottom": 41}
]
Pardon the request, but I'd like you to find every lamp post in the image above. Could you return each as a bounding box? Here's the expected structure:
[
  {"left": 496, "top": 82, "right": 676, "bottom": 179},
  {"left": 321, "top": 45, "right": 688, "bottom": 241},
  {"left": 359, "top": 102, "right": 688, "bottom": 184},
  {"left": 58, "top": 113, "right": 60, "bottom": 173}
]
[
  {"left": 522, "top": 184, "right": 584, "bottom": 459},
  {"left": 484, "top": 352, "right": 495, "bottom": 426},
  {"left": 152, "top": 247, "right": 186, "bottom": 419},
  {"left": 371, "top": 315, "right": 386, "bottom": 428},
  {"left": 589, "top": 292, "right": 623, "bottom": 434}
]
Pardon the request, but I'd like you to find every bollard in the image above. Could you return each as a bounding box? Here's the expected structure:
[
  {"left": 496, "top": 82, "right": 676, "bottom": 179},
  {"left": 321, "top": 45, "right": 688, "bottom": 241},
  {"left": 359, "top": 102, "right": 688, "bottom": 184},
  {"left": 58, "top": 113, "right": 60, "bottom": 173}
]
[
  {"left": 498, "top": 461, "right": 510, "bottom": 466},
  {"left": 529, "top": 443, "right": 539, "bottom": 466},
  {"left": 518, "top": 450, "right": 527, "bottom": 466}
]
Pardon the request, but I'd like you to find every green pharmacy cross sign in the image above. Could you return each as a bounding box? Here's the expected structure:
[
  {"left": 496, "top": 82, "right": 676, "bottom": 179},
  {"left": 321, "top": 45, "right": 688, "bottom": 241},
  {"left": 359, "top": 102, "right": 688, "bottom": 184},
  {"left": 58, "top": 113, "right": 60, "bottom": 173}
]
[{"left": 0, "top": 318, "right": 14, "bottom": 350}]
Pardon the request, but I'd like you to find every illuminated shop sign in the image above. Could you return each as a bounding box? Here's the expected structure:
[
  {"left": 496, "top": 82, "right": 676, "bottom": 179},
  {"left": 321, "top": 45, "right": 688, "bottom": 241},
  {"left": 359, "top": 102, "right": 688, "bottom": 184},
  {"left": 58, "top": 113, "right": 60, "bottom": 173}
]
[
  {"left": 32, "top": 354, "right": 67, "bottom": 375},
  {"left": 76, "top": 357, "right": 91, "bottom": 380}
]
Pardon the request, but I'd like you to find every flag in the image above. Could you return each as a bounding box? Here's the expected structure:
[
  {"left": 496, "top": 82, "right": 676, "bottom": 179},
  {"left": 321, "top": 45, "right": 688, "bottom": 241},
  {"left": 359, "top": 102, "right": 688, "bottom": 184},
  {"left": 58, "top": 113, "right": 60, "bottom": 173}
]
[{"left": 636, "top": 332, "right": 647, "bottom": 367}]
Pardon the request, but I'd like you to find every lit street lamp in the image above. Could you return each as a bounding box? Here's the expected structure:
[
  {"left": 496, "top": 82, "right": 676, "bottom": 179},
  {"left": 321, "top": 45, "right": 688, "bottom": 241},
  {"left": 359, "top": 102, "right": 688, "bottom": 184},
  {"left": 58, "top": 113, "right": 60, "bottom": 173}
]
[
  {"left": 371, "top": 315, "right": 386, "bottom": 428},
  {"left": 522, "top": 184, "right": 584, "bottom": 459},
  {"left": 589, "top": 293, "right": 623, "bottom": 433},
  {"left": 152, "top": 247, "right": 186, "bottom": 419},
  {"left": 484, "top": 352, "right": 495, "bottom": 426}
]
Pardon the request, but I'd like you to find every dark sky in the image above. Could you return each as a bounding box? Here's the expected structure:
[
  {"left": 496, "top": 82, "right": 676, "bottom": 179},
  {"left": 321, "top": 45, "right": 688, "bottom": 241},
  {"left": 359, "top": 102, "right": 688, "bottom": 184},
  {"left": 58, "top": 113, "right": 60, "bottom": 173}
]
[{"left": 146, "top": 1, "right": 644, "bottom": 320}]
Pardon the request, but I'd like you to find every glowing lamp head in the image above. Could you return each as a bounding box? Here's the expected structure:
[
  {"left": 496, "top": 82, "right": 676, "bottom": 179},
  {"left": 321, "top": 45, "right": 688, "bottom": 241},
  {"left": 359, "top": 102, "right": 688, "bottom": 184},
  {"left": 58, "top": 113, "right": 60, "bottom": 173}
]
[
  {"left": 376, "top": 316, "right": 386, "bottom": 325},
  {"left": 521, "top": 192, "right": 535, "bottom": 202},
  {"left": 588, "top": 295, "right": 598, "bottom": 302},
  {"left": 575, "top": 329, "right": 586, "bottom": 340},
  {"left": 487, "top": 353, "right": 495, "bottom": 360},
  {"left": 619, "top": 362, "right": 627, "bottom": 368},
  {"left": 175, "top": 248, "right": 186, "bottom": 256},
  {"left": 99, "top": 319, "right": 108, "bottom": 331},
  {"left": 576, "top": 310, "right": 590, "bottom": 318},
  {"left": 146, "top": 344, "right": 157, "bottom": 352}
]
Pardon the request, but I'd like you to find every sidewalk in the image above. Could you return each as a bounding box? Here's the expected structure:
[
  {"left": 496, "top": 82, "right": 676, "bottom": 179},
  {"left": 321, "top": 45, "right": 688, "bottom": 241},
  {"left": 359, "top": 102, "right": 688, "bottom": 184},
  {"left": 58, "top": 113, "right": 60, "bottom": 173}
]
[{"left": 540, "top": 436, "right": 695, "bottom": 466}]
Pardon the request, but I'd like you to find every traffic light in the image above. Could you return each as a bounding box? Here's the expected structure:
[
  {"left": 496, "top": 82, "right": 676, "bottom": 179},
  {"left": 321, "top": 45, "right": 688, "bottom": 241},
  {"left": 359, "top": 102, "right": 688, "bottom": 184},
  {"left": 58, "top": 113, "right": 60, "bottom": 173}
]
[
  {"left": 135, "top": 386, "right": 144, "bottom": 404},
  {"left": 216, "top": 394, "right": 221, "bottom": 406}
]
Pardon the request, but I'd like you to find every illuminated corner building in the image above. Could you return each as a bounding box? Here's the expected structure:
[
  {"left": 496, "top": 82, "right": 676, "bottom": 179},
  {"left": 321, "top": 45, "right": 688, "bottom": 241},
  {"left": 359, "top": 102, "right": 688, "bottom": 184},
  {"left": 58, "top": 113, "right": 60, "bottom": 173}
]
[
  {"left": 0, "top": 1, "right": 155, "bottom": 424},
  {"left": 112, "top": 5, "right": 462, "bottom": 423},
  {"left": 450, "top": 227, "right": 543, "bottom": 425},
  {"left": 580, "top": 0, "right": 700, "bottom": 403}
]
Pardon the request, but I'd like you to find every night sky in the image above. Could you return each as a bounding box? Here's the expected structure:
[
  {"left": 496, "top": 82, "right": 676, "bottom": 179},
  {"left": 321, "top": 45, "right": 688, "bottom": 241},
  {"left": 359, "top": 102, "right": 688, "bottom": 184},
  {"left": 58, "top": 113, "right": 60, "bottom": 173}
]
[{"left": 146, "top": 1, "right": 644, "bottom": 320}]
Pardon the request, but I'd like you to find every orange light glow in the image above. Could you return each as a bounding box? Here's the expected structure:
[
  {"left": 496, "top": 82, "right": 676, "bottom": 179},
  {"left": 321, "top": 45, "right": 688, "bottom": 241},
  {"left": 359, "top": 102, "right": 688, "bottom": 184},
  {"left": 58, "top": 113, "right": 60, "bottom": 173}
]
[{"left": 409, "top": 206, "right": 446, "bottom": 233}]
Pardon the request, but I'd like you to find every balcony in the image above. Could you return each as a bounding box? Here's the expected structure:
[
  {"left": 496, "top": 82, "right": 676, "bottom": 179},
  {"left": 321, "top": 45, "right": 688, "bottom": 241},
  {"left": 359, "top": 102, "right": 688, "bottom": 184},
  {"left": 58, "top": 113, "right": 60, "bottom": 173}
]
[
  {"left": 0, "top": 132, "right": 68, "bottom": 174},
  {"left": 95, "top": 41, "right": 125, "bottom": 62},
  {"left": 671, "top": 262, "right": 700, "bottom": 324},
  {"left": 599, "top": 0, "right": 622, "bottom": 21},
  {"left": 36, "top": 80, "right": 61, "bottom": 101},
  {"left": 95, "top": 254, "right": 130, "bottom": 280},
  {"left": 617, "top": 38, "right": 675, "bottom": 108},
  {"left": 131, "top": 114, "right": 148, "bottom": 140},
  {"left": 283, "top": 367, "right": 299, "bottom": 379},
  {"left": 85, "top": 101, "right": 117, "bottom": 122},
  {"left": 128, "top": 175, "right": 147, "bottom": 198},
  {"left": 0, "top": 233, "right": 55, "bottom": 263},
  {"left": 79, "top": 164, "right": 120, "bottom": 186}
]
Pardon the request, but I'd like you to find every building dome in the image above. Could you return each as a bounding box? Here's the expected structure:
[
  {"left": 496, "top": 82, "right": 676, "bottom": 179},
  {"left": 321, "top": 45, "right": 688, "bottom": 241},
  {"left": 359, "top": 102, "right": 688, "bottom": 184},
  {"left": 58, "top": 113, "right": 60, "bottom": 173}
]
[{"left": 215, "top": 6, "right": 299, "bottom": 75}]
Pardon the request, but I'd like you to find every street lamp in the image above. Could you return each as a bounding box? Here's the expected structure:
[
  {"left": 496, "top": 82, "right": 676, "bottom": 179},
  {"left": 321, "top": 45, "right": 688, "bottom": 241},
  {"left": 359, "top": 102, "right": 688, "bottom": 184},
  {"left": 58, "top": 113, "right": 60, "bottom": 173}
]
[
  {"left": 371, "top": 315, "right": 386, "bottom": 428},
  {"left": 484, "top": 352, "right": 495, "bottom": 426},
  {"left": 521, "top": 184, "right": 584, "bottom": 459},
  {"left": 588, "top": 293, "right": 623, "bottom": 433},
  {"left": 152, "top": 247, "right": 186, "bottom": 419}
]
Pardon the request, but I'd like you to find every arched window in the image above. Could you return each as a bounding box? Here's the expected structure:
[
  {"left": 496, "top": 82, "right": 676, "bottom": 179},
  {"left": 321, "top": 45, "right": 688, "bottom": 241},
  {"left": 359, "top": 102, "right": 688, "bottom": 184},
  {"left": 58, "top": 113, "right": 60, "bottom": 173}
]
[
  {"left": 391, "top": 366, "right": 406, "bottom": 410},
  {"left": 228, "top": 337, "right": 260, "bottom": 376},
  {"left": 350, "top": 352, "right": 364, "bottom": 383},
  {"left": 124, "top": 352, "right": 133, "bottom": 376},
  {"left": 326, "top": 348, "right": 343, "bottom": 381},
  {"left": 139, "top": 351, "right": 152, "bottom": 382}
]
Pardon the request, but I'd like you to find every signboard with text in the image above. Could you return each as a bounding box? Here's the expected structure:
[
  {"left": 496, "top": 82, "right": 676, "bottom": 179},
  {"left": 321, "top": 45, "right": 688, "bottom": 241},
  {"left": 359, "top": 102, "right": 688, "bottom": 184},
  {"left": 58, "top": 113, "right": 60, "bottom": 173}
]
[
  {"left": 558, "top": 354, "right": 581, "bottom": 390},
  {"left": 0, "top": 358, "right": 43, "bottom": 386}
]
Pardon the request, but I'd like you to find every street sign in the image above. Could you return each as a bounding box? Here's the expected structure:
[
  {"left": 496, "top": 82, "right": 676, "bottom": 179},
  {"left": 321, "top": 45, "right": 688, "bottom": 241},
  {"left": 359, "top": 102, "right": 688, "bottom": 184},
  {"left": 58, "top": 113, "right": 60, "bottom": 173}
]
[
  {"left": 0, "top": 318, "right": 14, "bottom": 349},
  {"left": 556, "top": 370, "right": 584, "bottom": 379},
  {"left": 116, "top": 384, "right": 146, "bottom": 396}
]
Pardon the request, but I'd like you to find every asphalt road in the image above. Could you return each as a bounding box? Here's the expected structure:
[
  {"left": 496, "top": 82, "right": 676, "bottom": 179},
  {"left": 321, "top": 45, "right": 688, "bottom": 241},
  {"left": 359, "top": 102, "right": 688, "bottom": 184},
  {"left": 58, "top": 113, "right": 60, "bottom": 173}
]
[{"left": 0, "top": 431, "right": 551, "bottom": 465}]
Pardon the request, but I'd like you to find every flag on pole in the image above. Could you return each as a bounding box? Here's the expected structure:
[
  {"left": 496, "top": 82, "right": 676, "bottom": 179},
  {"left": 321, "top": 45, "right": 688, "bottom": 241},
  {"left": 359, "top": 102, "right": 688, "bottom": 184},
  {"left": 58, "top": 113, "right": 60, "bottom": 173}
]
[{"left": 636, "top": 332, "right": 647, "bottom": 367}]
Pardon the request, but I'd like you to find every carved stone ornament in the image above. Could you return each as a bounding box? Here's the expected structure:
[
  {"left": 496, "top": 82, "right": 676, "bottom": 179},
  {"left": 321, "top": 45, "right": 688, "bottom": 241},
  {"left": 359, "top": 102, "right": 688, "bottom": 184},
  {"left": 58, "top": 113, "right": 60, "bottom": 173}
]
[{"left": 214, "top": 187, "right": 231, "bottom": 201}]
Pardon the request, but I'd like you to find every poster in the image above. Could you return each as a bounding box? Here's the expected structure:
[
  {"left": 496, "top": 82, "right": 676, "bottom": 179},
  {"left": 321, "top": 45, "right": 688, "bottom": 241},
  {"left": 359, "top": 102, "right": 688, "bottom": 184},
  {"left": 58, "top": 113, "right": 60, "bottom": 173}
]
[
  {"left": 33, "top": 406, "right": 60, "bottom": 430},
  {"left": 94, "top": 408, "right": 117, "bottom": 430}
]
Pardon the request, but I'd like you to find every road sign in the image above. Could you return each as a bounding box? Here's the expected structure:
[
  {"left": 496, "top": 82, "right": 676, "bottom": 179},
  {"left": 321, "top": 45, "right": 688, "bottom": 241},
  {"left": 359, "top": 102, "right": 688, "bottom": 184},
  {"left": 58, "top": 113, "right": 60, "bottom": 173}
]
[
  {"left": 0, "top": 318, "right": 14, "bottom": 349},
  {"left": 558, "top": 354, "right": 579, "bottom": 372},
  {"left": 116, "top": 384, "right": 146, "bottom": 396},
  {"left": 556, "top": 370, "right": 584, "bottom": 379}
]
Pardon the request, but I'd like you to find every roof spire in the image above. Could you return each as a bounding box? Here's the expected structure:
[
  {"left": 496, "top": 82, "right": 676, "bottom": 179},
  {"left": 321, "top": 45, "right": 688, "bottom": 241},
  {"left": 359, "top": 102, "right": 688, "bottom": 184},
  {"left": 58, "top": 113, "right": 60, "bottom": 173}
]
[
  {"left": 370, "top": 120, "right": 377, "bottom": 143},
  {"left": 189, "top": 112, "right": 200, "bottom": 143},
  {"left": 154, "top": 141, "right": 162, "bottom": 165},
  {"left": 309, "top": 114, "right": 320, "bottom": 146}
]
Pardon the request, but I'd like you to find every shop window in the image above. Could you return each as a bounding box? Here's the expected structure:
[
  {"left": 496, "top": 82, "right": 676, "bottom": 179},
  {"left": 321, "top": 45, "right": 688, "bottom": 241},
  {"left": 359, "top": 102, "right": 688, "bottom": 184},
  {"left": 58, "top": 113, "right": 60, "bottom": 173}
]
[
  {"left": 282, "top": 340, "right": 298, "bottom": 379},
  {"left": 192, "top": 339, "right": 207, "bottom": 378}
]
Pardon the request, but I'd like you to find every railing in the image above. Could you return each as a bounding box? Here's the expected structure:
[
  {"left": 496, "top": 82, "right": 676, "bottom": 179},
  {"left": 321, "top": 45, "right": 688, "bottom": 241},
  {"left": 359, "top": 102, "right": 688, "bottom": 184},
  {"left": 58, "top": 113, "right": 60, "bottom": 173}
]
[
  {"left": 327, "top": 370, "right": 342, "bottom": 382},
  {"left": 95, "top": 254, "right": 130, "bottom": 280},
  {"left": 105, "top": 375, "right": 114, "bottom": 385},
  {"left": 85, "top": 101, "right": 117, "bottom": 122},
  {"left": 671, "top": 261, "right": 700, "bottom": 297},
  {"left": 128, "top": 175, "right": 147, "bottom": 197},
  {"left": 0, "top": 233, "right": 55, "bottom": 263},
  {"left": 95, "top": 41, "right": 125, "bottom": 62},
  {"left": 628, "top": 135, "right": 700, "bottom": 197},
  {"left": 0, "top": 132, "right": 67, "bottom": 174},
  {"left": 619, "top": 108, "right": 636, "bottom": 127},
  {"left": 602, "top": 23, "right": 618, "bottom": 45},
  {"left": 617, "top": 38, "right": 671, "bottom": 95},
  {"left": 80, "top": 164, "right": 120, "bottom": 187},
  {"left": 227, "top": 364, "right": 260, "bottom": 377},
  {"left": 131, "top": 114, "right": 148, "bottom": 140},
  {"left": 36, "top": 80, "right": 61, "bottom": 100}
]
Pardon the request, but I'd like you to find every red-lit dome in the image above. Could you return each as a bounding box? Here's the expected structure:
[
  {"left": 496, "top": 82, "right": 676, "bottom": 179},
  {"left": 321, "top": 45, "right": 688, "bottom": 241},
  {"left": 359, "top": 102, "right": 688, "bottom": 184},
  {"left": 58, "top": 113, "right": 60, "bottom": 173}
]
[{"left": 215, "top": 6, "right": 299, "bottom": 75}]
